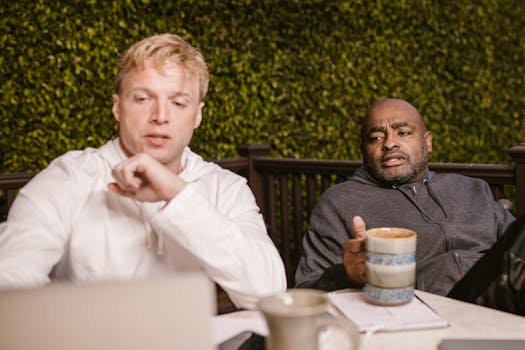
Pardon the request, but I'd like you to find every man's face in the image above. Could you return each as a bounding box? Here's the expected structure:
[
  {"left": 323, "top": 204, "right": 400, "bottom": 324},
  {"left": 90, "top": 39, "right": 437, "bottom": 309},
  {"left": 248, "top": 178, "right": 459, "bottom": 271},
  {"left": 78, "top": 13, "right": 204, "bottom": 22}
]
[
  {"left": 362, "top": 100, "right": 433, "bottom": 185},
  {"left": 112, "top": 59, "right": 204, "bottom": 173}
]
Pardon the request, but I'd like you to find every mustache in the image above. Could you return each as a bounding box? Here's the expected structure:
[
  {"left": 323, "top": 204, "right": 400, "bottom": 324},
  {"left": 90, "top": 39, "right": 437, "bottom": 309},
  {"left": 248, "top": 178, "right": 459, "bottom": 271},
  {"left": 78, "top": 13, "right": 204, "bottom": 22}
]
[{"left": 380, "top": 151, "right": 409, "bottom": 164}]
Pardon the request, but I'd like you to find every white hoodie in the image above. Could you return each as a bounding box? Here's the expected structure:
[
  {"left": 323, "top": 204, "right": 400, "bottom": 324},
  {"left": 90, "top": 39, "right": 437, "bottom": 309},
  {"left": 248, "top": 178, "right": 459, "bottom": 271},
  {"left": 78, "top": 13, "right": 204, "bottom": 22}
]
[{"left": 0, "top": 139, "right": 286, "bottom": 309}]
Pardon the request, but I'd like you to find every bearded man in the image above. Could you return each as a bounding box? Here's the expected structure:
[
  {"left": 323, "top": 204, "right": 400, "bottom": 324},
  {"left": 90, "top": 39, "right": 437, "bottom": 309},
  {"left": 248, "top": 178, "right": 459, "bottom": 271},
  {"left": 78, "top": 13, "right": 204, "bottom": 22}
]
[{"left": 295, "top": 98, "right": 525, "bottom": 315}]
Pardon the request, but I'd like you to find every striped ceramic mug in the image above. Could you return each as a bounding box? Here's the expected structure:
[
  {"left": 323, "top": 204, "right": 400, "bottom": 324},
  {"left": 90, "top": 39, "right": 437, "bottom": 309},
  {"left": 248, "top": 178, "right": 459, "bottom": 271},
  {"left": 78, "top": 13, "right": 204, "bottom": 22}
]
[{"left": 364, "top": 227, "right": 417, "bottom": 306}]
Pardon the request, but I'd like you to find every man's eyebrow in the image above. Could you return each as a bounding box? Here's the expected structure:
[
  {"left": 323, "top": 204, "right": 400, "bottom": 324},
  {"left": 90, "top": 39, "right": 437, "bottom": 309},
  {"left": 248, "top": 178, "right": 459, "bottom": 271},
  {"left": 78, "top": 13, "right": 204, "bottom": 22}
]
[
  {"left": 170, "top": 92, "right": 192, "bottom": 98},
  {"left": 128, "top": 88, "right": 192, "bottom": 99},
  {"left": 366, "top": 121, "right": 412, "bottom": 135},
  {"left": 390, "top": 121, "right": 411, "bottom": 129},
  {"left": 128, "top": 87, "right": 148, "bottom": 93},
  {"left": 368, "top": 125, "right": 387, "bottom": 134}
]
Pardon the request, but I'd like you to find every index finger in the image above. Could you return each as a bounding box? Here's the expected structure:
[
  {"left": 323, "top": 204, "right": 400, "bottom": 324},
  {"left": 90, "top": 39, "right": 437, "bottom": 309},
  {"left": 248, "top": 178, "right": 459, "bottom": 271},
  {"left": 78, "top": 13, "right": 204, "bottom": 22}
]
[{"left": 111, "top": 163, "right": 142, "bottom": 191}]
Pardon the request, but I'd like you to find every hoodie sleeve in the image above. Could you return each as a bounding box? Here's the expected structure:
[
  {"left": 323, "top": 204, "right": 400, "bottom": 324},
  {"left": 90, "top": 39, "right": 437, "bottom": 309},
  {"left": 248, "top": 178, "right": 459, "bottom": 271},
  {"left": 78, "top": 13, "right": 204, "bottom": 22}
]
[
  {"left": 294, "top": 188, "right": 359, "bottom": 291},
  {"left": 150, "top": 173, "right": 287, "bottom": 310}
]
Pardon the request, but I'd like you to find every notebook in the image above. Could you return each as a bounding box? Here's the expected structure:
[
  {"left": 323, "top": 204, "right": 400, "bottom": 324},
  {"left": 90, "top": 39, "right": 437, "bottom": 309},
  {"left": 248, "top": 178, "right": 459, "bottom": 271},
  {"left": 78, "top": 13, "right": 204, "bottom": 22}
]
[
  {"left": 328, "top": 290, "right": 449, "bottom": 334},
  {"left": 0, "top": 274, "right": 216, "bottom": 350}
]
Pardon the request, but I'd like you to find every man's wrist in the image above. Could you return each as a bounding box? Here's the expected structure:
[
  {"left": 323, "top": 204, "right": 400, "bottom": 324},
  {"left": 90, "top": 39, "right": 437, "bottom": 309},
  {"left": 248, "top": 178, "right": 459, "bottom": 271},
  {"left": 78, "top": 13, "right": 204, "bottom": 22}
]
[{"left": 333, "top": 264, "right": 364, "bottom": 289}]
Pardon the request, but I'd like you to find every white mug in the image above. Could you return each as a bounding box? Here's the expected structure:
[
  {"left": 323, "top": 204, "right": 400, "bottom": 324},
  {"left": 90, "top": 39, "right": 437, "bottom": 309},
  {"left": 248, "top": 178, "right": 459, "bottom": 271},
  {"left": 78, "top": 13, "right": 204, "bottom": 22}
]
[
  {"left": 257, "top": 289, "right": 360, "bottom": 350},
  {"left": 365, "top": 227, "right": 417, "bottom": 306}
]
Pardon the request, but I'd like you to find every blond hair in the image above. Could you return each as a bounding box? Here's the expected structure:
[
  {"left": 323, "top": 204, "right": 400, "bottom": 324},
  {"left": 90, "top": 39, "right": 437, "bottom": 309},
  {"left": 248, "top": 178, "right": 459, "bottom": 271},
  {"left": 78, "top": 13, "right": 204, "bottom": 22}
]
[{"left": 115, "top": 33, "right": 209, "bottom": 101}]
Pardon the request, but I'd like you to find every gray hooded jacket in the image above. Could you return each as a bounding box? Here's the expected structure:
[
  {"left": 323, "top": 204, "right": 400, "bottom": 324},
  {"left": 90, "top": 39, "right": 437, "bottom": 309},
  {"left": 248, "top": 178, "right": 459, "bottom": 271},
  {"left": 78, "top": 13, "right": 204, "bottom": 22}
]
[{"left": 295, "top": 165, "right": 515, "bottom": 296}]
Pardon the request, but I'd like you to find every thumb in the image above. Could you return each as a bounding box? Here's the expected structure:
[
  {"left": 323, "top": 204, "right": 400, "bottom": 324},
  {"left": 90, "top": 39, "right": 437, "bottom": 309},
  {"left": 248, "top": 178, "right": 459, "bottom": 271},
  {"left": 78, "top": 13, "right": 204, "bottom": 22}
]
[{"left": 352, "top": 215, "right": 367, "bottom": 240}]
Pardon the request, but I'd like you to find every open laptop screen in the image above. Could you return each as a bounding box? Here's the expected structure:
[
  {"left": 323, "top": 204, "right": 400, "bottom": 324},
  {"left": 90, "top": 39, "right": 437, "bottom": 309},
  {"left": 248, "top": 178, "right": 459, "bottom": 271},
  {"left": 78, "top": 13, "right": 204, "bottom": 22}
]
[{"left": 0, "top": 274, "right": 216, "bottom": 350}]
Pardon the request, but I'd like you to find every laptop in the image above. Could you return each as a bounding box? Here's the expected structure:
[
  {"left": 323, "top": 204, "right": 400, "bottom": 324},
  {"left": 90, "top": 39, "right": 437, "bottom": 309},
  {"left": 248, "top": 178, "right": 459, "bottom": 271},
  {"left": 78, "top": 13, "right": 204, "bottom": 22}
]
[{"left": 0, "top": 273, "right": 216, "bottom": 350}]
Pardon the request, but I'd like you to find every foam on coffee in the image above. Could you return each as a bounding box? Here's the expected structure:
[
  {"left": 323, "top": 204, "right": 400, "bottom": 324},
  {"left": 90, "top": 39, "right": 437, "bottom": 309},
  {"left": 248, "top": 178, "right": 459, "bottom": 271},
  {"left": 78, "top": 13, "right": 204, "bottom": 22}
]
[{"left": 367, "top": 228, "right": 415, "bottom": 239}]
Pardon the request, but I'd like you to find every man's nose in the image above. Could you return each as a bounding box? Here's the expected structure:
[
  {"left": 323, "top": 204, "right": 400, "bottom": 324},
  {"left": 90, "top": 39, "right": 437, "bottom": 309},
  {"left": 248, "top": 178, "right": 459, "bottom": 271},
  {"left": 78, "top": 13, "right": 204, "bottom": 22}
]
[
  {"left": 151, "top": 101, "right": 169, "bottom": 124},
  {"left": 382, "top": 134, "right": 398, "bottom": 151}
]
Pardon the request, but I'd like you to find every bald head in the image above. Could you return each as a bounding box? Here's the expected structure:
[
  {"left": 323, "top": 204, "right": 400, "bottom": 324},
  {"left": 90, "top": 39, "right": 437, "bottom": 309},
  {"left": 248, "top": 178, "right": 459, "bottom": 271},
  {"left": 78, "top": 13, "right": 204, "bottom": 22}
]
[
  {"left": 360, "top": 98, "right": 433, "bottom": 185},
  {"left": 361, "top": 98, "right": 427, "bottom": 144}
]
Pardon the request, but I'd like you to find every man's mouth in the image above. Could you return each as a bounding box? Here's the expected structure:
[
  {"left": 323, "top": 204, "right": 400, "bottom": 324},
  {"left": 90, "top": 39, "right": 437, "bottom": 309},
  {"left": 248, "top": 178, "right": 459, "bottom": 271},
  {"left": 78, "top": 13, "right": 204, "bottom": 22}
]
[
  {"left": 145, "top": 134, "right": 170, "bottom": 146},
  {"left": 381, "top": 153, "right": 406, "bottom": 167}
]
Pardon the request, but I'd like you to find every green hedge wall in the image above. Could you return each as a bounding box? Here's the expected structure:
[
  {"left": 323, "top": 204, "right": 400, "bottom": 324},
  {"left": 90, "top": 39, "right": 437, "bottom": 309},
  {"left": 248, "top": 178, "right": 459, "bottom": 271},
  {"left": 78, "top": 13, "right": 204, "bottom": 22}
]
[{"left": 1, "top": 0, "right": 524, "bottom": 173}]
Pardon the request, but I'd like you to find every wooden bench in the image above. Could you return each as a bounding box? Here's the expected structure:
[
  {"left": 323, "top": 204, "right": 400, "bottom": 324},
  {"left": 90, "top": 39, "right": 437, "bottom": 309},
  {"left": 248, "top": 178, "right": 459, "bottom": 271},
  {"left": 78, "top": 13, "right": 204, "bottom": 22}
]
[{"left": 1, "top": 143, "right": 525, "bottom": 313}]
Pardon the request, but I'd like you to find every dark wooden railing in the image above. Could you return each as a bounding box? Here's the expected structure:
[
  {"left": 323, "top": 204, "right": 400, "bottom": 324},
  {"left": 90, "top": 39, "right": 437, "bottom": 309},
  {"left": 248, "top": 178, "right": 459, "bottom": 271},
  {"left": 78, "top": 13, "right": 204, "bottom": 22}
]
[
  {"left": 236, "top": 144, "right": 525, "bottom": 288},
  {"left": 1, "top": 143, "right": 525, "bottom": 313}
]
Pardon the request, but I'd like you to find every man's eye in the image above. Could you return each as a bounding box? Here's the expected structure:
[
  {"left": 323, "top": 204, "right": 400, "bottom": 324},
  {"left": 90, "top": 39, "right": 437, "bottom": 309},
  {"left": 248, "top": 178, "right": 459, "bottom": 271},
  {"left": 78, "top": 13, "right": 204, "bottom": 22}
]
[
  {"left": 172, "top": 100, "right": 187, "bottom": 107},
  {"left": 134, "top": 96, "right": 149, "bottom": 103},
  {"left": 368, "top": 135, "right": 384, "bottom": 142},
  {"left": 399, "top": 131, "right": 410, "bottom": 136}
]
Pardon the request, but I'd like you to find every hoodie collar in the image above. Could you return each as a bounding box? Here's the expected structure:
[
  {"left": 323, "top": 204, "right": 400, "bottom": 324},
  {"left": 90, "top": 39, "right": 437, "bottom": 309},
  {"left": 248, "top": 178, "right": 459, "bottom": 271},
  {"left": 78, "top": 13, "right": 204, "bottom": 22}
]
[
  {"left": 98, "top": 139, "right": 127, "bottom": 168},
  {"left": 178, "top": 147, "right": 211, "bottom": 182},
  {"left": 352, "top": 165, "right": 434, "bottom": 188},
  {"left": 353, "top": 165, "right": 447, "bottom": 218}
]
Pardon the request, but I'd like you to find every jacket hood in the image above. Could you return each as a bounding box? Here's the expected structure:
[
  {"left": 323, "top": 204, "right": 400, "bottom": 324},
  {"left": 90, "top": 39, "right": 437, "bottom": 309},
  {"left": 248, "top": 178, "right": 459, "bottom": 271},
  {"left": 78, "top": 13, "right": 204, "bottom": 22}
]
[
  {"left": 179, "top": 146, "right": 215, "bottom": 182},
  {"left": 352, "top": 165, "right": 448, "bottom": 218},
  {"left": 351, "top": 165, "right": 434, "bottom": 188}
]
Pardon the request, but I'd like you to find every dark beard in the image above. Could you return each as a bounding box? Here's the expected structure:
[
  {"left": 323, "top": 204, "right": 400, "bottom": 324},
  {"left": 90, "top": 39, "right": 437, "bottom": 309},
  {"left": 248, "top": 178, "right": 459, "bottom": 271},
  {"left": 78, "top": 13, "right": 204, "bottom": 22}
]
[{"left": 368, "top": 145, "right": 429, "bottom": 186}]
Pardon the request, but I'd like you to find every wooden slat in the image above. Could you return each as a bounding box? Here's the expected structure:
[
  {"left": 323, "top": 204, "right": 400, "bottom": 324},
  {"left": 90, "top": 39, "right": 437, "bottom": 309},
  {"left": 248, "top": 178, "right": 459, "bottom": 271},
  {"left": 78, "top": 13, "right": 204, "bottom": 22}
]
[
  {"left": 291, "top": 173, "right": 304, "bottom": 285},
  {"left": 279, "top": 173, "right": 291, "bottom": 283},
  {"left": 321, "top": 174, "right": 333, "bottom": 192},
  {"left": 306, "top": 174, "right": 317, "bottom": 217},
  {"left": 265, "top": 172, "right": 277, "bottom": 243}
]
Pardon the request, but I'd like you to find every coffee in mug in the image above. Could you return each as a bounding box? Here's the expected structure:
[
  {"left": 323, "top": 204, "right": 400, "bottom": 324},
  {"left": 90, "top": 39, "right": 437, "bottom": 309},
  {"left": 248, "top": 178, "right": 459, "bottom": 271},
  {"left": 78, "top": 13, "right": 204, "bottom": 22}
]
[{"left": 364, "top": 227, "right": 417, "bottom": 306}]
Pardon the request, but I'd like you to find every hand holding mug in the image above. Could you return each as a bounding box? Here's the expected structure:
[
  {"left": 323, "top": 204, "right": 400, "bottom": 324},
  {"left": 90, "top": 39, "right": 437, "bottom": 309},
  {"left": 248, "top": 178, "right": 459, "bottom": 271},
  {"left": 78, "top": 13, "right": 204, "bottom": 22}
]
[{"left": 342, "top": 216, "right": 367, "bottom": 287}]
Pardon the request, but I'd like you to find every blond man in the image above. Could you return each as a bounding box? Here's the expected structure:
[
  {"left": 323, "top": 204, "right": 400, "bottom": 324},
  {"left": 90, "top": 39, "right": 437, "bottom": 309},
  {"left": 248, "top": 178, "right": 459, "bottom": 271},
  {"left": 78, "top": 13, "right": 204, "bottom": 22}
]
[{"left": 0, "top": 34, "right": 286, "bottom": 309}]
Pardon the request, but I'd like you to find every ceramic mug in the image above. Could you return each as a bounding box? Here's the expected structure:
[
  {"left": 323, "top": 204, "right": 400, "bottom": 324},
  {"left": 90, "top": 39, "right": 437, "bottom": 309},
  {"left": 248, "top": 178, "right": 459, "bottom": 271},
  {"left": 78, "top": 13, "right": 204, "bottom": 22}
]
[
  {"left": 364, "top": 227, "right": 417, "bottom": 306},
  {"left": 257, "top": 289, "right": 360, "bottom": 350}
]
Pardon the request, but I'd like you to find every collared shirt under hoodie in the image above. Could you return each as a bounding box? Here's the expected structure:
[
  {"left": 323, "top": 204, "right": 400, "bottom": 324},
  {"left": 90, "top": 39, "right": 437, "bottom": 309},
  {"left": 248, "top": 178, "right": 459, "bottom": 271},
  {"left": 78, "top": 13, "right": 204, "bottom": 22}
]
[
  {"left": 0, "top": 139, "right": 287, "bottom": 309},
  {"left": 295, "top": 165, "right": 515, "bottom": 296}
]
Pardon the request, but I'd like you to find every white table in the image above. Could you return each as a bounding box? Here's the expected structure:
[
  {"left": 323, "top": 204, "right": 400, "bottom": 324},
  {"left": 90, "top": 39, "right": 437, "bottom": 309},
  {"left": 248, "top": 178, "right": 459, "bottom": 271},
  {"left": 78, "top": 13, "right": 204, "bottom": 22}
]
[
  {"left": 215, "top": 290, "right": 525, "bottom": 349},
  {"left": 359, "top": 290, "right": 525, "bottom": 349}
]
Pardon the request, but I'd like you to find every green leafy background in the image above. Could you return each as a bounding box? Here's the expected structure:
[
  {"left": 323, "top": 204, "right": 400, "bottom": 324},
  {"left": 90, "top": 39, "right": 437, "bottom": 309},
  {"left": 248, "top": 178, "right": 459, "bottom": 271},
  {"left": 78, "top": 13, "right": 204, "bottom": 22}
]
[{"left": 1, "top": 0, "right": 524, "bottom": 173}]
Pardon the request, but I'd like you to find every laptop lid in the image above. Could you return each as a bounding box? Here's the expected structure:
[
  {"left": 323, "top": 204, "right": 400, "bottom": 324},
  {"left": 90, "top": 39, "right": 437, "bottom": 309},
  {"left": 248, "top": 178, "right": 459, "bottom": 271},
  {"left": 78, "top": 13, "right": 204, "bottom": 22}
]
[{"left": 0, "top": 273, "right": 216, "bottom": 350}]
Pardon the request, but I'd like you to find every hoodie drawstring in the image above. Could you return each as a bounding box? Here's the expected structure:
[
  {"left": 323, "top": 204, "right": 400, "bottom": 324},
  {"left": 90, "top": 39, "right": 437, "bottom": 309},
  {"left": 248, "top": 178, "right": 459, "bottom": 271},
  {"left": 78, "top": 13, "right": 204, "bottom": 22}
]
[
  {"left": 393, "top": 179, "right": 448, "bottom": 219},
  {"left": 423, "top": 179, "right": 449, "bottom": 219}
]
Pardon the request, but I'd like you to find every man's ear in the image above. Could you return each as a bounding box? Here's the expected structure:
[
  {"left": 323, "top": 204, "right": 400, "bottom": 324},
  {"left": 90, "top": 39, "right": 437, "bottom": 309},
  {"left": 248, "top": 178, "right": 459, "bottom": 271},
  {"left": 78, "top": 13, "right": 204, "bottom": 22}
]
[
  {"left": 425, "top": 131, "right": 433, "bottom": 153},
  {"left": 194, "top": 102, "right": 204, "bottom": 129},
  {"left": 112, "top": 94, "right": 121, "bottom": 122}
]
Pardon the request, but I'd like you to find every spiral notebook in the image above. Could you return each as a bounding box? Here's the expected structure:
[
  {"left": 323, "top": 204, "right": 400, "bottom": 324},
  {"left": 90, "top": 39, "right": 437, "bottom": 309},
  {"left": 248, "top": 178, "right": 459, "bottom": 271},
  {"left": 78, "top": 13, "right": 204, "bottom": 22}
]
[{"left": 328, "top": 290, "right": 449, "bottom": 334}]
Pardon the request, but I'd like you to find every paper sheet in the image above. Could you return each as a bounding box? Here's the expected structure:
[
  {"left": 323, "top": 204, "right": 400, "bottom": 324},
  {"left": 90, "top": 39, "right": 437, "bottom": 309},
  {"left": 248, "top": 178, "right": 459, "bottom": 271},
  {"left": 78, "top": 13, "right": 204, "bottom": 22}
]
[
  {"left": 211, "top": 313, "right": 268, "bottom": 345},
  {"left": 328, "top": 291, "right": 449, "bottom": 334}
]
